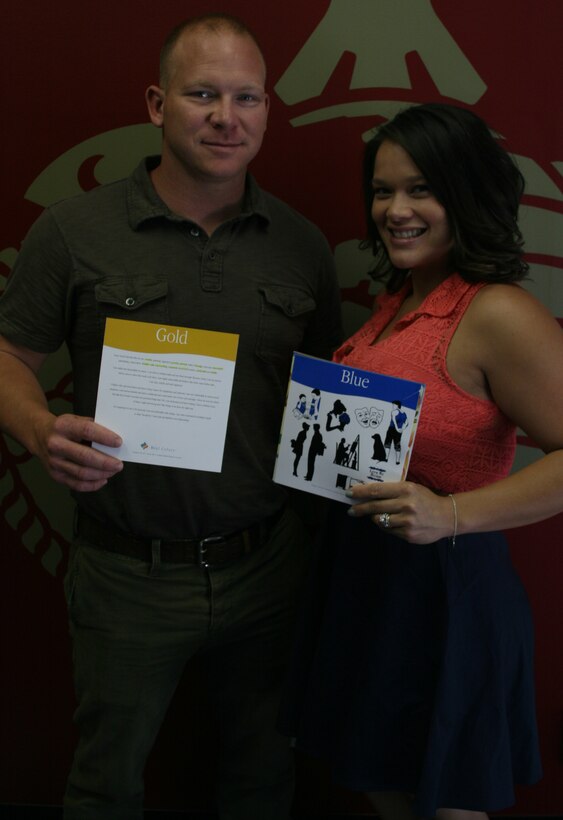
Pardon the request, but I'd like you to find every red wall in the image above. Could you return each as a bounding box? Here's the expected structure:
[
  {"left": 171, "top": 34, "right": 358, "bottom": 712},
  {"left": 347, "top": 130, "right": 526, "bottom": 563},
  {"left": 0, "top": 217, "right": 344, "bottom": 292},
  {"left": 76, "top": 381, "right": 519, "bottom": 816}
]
[{"left": 1, "top": 0, "right": 562, "bottom": 813}]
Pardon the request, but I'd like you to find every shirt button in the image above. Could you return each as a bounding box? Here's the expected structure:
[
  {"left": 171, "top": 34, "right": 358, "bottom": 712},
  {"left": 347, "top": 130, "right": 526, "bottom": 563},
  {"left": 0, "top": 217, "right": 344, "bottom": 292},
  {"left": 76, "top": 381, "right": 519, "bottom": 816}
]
[
  {"left": 209, "top": 252, "right": 216, "bottom": 260},
  {"left": 125, "top": 297, "right": 135, "bottom": 307},
  {"left": 190, "top": 228, "right": 200, "bottom": 237}
]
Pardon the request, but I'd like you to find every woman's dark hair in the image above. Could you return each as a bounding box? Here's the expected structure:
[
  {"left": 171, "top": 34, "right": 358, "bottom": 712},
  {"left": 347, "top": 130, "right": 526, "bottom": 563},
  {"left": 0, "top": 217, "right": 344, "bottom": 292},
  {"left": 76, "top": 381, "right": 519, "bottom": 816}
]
[{"left": 362, "top": 103, "right": 528, "bottom": 291}]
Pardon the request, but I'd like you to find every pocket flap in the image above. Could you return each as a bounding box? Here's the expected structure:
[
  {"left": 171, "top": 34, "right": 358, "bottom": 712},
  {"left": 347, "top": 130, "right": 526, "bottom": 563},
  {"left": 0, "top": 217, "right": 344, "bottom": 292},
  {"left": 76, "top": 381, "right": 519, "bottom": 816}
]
[
  {"left": 95, "top": 278, "right": 168, "bottom": 311},
  {"left": 260, "top": 286, "right": 316, "bottom": 317}
]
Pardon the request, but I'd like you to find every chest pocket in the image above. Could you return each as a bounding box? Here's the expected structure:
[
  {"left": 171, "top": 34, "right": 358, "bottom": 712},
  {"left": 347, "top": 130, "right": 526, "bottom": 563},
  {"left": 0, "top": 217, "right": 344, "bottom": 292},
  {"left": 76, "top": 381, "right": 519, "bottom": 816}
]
[
  {"left": 95, "top": 277, "right": 170, "bottom": 330},
  {"left": 256, "top": 286, "right": 316, "bottom": 366},
  {"left": 71, "top": 277, "right": 170, "bottom": 352}
]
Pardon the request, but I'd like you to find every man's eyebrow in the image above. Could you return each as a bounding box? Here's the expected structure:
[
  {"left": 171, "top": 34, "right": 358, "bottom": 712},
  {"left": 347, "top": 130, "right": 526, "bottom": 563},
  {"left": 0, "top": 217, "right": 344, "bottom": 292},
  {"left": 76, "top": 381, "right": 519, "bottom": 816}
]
[{"left": 181, "top": 80, "right": 265, "bottom": 92}]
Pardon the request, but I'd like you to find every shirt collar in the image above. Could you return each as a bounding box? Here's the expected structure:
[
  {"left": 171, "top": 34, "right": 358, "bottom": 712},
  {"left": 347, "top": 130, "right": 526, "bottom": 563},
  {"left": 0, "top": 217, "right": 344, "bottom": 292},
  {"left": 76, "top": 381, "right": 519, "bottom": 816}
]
[
  {"left": 387, "top": 273, "right": 473, "bottom": 330},
  {"left": 127, "top": 156, "right": 271, "bottom": 230}
]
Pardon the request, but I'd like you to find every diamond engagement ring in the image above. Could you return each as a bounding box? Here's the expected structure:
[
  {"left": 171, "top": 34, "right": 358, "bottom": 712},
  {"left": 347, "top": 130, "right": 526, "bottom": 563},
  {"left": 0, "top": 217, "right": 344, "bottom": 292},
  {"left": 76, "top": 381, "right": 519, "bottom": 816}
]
[{"left": 379, "top": 512, "right": 390, "bottom": 528}]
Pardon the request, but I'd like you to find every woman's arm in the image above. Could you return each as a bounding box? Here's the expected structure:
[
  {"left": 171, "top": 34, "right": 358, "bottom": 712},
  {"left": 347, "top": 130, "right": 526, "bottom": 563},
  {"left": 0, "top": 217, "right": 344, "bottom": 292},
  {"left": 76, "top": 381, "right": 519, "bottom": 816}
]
[{"left": 347, "top": 285, "right": 563, "bottom": 542}]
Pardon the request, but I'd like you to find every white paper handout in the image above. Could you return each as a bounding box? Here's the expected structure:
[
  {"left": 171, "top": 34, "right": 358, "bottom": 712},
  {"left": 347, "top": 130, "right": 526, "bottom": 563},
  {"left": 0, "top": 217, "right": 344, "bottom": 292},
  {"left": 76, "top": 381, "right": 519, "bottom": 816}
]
[{"left": 93, "top": 318, "right": 239, "bottom": 471}]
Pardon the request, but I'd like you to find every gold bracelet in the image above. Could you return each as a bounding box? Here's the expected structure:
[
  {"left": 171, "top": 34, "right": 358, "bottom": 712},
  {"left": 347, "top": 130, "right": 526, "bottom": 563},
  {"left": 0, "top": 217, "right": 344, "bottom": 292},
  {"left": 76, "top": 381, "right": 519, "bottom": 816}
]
[{"left": 448, "top": 493, "right": 457, "bottom": 547}]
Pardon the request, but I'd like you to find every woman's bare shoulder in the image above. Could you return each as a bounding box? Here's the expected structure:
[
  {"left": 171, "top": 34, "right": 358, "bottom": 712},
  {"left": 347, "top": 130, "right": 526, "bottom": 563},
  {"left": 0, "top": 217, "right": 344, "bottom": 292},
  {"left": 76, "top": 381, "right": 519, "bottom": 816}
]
[{"left": 467, "top": 282, "right": 561, "bottom": 342}]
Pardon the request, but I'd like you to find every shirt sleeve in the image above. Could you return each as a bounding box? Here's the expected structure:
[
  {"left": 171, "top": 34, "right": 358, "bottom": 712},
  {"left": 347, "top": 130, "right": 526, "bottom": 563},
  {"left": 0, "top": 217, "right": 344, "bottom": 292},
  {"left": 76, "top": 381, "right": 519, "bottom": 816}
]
[{"left": 0, "top": 208, "right": 71, "bottom": 352}]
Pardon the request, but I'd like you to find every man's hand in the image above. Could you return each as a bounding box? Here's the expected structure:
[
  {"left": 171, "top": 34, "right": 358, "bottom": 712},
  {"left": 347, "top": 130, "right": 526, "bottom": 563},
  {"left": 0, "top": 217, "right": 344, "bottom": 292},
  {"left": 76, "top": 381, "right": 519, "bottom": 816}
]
[
  {"left": 34, "top": 413, "right": 123, "bottom": 492},
  {"left": 0, "top": 340, "right": 123, "bottom": 492}
]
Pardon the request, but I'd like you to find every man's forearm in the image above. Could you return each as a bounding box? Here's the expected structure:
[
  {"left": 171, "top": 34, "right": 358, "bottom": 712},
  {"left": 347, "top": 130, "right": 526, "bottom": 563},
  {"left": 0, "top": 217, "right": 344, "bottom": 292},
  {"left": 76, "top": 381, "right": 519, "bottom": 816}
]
[{"left": 0, "top": 347, "right": 52, "bottom": 455}]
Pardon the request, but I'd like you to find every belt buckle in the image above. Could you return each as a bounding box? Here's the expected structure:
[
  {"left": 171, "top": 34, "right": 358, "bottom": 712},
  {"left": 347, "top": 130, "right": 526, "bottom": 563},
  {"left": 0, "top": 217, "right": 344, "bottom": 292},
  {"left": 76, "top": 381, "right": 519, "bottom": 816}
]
[{"left": 197, "top": 535, "right": 225, "bottom": 569}]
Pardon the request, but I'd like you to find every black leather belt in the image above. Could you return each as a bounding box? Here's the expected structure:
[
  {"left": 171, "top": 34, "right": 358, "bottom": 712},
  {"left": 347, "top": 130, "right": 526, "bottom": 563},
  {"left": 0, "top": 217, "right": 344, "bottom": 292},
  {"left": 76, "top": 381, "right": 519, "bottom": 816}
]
[{"left": 76, "top": 509, "right": 283, "bottom": 568}]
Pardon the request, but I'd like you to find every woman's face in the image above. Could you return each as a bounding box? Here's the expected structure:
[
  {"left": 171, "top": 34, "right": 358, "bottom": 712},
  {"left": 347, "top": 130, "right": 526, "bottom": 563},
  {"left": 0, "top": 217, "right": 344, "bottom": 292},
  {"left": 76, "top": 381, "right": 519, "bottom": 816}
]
[{"left": 371, "top": 140, "right": 453, "bottom": 278}]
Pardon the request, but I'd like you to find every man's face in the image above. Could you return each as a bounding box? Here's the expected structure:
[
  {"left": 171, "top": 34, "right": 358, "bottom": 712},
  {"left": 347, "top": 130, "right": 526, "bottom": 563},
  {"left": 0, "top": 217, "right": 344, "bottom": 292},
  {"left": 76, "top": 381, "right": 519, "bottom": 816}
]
[{"left": 146, "top": 28, "right": 269, "bottom": 185}]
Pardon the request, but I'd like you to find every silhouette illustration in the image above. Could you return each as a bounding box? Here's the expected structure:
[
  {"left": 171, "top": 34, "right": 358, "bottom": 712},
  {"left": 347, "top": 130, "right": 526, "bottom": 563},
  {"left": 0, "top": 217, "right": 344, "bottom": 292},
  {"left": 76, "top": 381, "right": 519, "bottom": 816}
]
[
  {"left": 384, "top": 400, "right": 409, "bottom": 464},
  {"left": 305, "top": 423, "right": 326, "bottom": 481},
  {"left": 326, "top": 399, "right": 350, "bottom": 432},
  {"left": 290, "top": 422, "right": 310, "bottom": 476}
]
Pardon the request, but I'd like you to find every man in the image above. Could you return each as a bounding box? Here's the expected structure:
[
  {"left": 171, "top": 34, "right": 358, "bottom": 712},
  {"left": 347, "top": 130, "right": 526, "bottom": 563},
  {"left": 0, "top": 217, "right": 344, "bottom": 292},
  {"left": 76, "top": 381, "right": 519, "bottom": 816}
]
[{"left": 0, "top": 14, "right": 341, "bottom": 820}]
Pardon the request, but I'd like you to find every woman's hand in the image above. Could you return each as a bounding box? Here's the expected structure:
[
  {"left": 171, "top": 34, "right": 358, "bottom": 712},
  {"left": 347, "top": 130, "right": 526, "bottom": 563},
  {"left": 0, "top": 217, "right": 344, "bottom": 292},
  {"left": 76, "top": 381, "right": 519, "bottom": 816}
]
[{"left": 346, "top": 481, "right": 456, "bottom": 544}]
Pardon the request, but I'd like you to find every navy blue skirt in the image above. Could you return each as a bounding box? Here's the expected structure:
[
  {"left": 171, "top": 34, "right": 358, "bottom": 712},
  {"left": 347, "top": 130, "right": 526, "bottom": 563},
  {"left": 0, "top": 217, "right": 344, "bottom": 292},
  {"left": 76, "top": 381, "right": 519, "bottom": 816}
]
[{"left": 280, "top": 505, "right": 542, "bottom": 816}]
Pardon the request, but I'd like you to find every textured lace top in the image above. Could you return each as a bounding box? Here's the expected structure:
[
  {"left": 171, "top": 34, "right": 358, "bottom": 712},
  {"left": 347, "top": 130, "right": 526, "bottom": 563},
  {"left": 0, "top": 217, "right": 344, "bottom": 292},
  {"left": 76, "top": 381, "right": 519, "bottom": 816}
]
[{"left": 333, "top": 273, "right": 516, "bottom": 493}]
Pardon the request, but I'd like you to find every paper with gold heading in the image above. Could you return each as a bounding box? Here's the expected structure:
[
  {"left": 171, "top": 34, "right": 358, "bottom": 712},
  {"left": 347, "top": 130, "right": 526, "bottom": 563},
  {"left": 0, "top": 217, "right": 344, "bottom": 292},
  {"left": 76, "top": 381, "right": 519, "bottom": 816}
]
[{"left": 93, "top": 318, "right": 239, "bottom": 470}]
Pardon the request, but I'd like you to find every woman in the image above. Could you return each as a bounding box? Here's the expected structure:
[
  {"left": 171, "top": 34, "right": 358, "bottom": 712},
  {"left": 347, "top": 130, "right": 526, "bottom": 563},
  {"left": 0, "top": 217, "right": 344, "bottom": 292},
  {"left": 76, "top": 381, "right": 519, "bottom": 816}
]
[{"left": 283, "top": 104, "right": 563, "bottom": 819}]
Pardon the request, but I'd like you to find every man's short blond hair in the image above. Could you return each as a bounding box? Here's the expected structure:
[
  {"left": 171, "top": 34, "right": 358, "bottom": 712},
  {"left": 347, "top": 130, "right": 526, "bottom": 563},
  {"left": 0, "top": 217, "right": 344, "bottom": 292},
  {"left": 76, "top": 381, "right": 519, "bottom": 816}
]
[{"left": 159, "top": 13, "right": 266, "bottom": 87}]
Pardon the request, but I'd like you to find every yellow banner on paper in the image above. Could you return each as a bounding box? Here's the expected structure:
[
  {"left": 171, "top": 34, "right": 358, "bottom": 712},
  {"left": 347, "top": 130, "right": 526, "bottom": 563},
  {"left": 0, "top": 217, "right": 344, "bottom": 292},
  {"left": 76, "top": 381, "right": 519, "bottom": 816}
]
[{"left": 103, "top": 318, "right": 239, "bottom": 360}]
